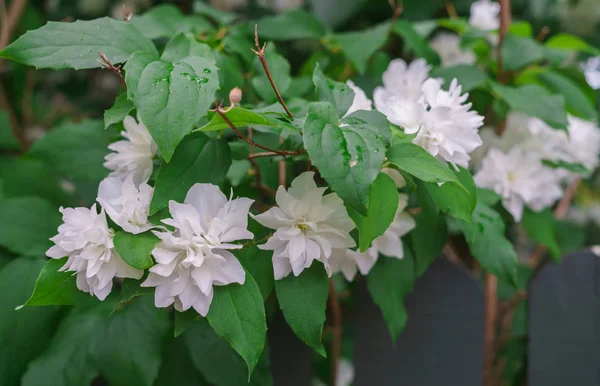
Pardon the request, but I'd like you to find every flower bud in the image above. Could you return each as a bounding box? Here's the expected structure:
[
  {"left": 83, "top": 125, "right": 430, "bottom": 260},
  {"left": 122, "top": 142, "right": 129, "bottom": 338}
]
[{"left": 229, "top": 87, "right": 242, "bottom": 106}]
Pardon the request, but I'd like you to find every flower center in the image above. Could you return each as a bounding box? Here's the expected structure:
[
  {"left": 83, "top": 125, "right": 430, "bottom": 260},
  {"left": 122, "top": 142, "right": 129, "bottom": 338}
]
[{"left": 297, "top": 223, "right": 309, "bottom": 231}]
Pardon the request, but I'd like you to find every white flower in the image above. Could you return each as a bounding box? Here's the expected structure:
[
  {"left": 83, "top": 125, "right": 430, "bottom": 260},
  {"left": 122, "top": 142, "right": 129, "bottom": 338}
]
[
  {"left": 474, "top": 147, "right": 563, "bottom": 222},
  {"left": 330, "top": 193, "right": 415, "bottom": 281},
  {"left": 373, "top": 89, "right": 425, "bottom": 133},
  {"left": 104, "top": 115, "right": 158, "bottom": 184},
  {"left": 469, "top": 0, "right": 500, "bottom": 31},
  {"left": 382, "top": 167, "right": 406, "bottom": 189},
  {"left": 379, "top": 58, "right": 432, "bottom": 99},
  {"left": 141, "top": 184, "right": 254, "bottom": 316},
  {"left": 429, "top": 32, "right": 476, "bottom": 67},
  {"left": 414, "top": 78, "right": 483, "bottom": 168},
  {"left": 46, "top": 204, "right": 142, "bottom": 300},
  {"left": 253, "top": 172, "right": 356, "bottom": 279},
  {"left": 97, "top": 174, "right": 155, "bottom": 234},
  {"left": 564, "top": 115, "right": 600, "bottom": 172},
  {"left": 582, "top": 56, "right": 600, "bottom": 90},
  {"left": 344, "top": 80, "right": 372, "bottom": 117}
]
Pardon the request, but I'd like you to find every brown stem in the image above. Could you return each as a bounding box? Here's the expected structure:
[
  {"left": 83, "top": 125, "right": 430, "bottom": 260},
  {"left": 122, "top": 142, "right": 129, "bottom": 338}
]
[
  {"left": 495, "top": 0, "right": 512, "bottom": 93},
  {"left": 445, "top": 1, "right": 458, "bottom": 18},
  {"left": 387, "top": 0, "right": 404, "bottom": 36},
  {"left": 278, "top": 137, "right": 286, "bottom": 187},
  {"left": 97, "top": 52, "right": 127, "bottom": 90},
  {"left": 536, "top": 26, "right": 550, "bottom": 43},
  {"left": 248, "top": 128, "right": 269, "bottom": 201},
  {"left": 248, "top": 151, "right": 280, "bottom": 159},
  {"left": 252, "top": 25, "right": 293, "bottom": 119},
  {"left": 483, "top": 273, "right": 498, "bottom": 386},
  {"left": 215, "top": 106, "right": 302, "bottom": 156},
  {"left": 328, "top": 279, "right": 342, "bottom": 386}
]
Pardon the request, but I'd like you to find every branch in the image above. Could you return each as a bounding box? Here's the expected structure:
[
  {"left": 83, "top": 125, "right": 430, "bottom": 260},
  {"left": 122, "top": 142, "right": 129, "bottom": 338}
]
[
  {"left": 388, "top": 0, "right": 404, "bottom": 28},
  {"left": 97, "top": 52, "right": 127, "bottom": 90},
  {"left": 252, "top": 25, "right": 293, "bottom": 119},
  {"left": 495, "top": 0, "right": 512, "bottom": 90},
  {"left": 328, "top": 279, "right": 342, "bottom": 386},
  {"left": 214, "top": 105, "right": 303, "bottom": 156},
  {"left": 483, "top": 273, "right": 498, "bottom": 386}
]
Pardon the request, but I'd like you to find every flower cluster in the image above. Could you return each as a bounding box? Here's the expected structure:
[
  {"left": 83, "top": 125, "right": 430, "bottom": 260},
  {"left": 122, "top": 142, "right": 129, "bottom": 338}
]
[
  {"left": 47, "top": 115, "right": 159, "bottom": 300},
  {"left": 474, "top": 112, "right": 600, "bottom": 221},
  {"left": 374, "top": 59, "right": 483, "bottom": 169}
]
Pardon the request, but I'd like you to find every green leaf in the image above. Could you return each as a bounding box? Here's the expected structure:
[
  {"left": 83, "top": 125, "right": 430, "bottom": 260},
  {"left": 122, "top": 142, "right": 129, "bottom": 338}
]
[
  {"left": 536, "top": 71, "right": 597, "bottom": 121},
  {"left": 124, "top": 51, "right": 159, "bottom": 102},
  {"left": 131, "top": 5, "right": 212, "bottom": 40},
  {"left": 25, "top": 257, "right": 89, "bottom": 306},
  {"left": 174, "top": 309, "right": 201, "bottom": 338},
  {"left": 423, "top": 166, "right": 476, "bottom": 223},
  {"left": 521, "top": 209, "right": 561, "bottom": 261},
  {"left": 236, "top": 246, "right": 274, "bottom": 301},
  {"left": 410, "top": 183, "right": 447, "bottom": 276},
  {"left": 91, "top": 296, "right": 169, "bottom": 386},
  {"left": 197, "top": 107, "right": 278, "bottom": 132},
  {"left": 501, "top": 34, "right": 544, "bottom": 71},
  {"left": 28, "top": 119, "right": 115, "bottom": 181},
  {"left": 545, "top": 33, "right": 600, "bottom": 55},
  {"left": 386, "top": 142, "right": 460, "bottom": 184},
  {"left": 251, "top": 44, "right": 291, "bottom": 102},
  {"left": 0, "top": 157, "right": 74, "bottom": 206},
  {"left": 312, "top": 63, "right": 354, "bottom": 117},
  {"left": 104, "top": 93, "right": 134, "bottom": 130},
  {"left": 193, "top": 2, "right": 237, "bottom": 25},
  {"left": 393, "top": 20, "right": 441, "bottom": 66},
  {"left": 207, "top": 273, "right": 267, "bottom": 377},
  {"left": 332, "top": 22, "right": 390, "bottom": 74},
  {"left": 215, "top": 52, "right": 244, "bottom": 101},
  {"left": 124, "top": 54, "right": 219, "bottom": 161},
  {"left": 274, "top": 263, "right": 328, "bottom": 356},
  {"left": 112, "top": 278, "right": 154, "bottom": 314},
  {"left": 303, "top": 102, "right": 387, "bottom": 215},
  {"left": 459, "top": 202, "right": 517, "bottom": 286},
  {"left": 0, "top": 17, "right": 158, "bottom": 70},
  {"left": 150, "top": 133, "right": 231, "bottom": 214},
  {"left": 113, "top": 231, "right": 158, "bottom": 270},
  {"left": 541, "top": 159, "right": 589, "bottom": 174},
  {"left": 0, "top": 110, "right": 19, "bottom": 150},
  {"left": 0, "top": 157, "right": 73, "bottom": 206},
  {"left": 348, "top": 173, "right": 399, "bottom": 252},
  {"left": 0, "top": 197, "right": 61, "bottom": 257},
  {"left": 161, "top": 33, "right": 216, "bottom": 63},
  {"left": 366, "top": 247, "right": 416, "bottom": 341},
  {"left": 478, "top": 188, "right": 501, "bottom": 206},
  {"left": 255, "top": 9, "right": 326, "bottom": 40},
  {"left": 21, "top": 304, "right": 109, "bottom": 386},
  {"left": 430, "top": 64, "right": 489, "bottom": 92},
  {"left": 0, "top": 258, "right": 60, "bottom": 386},
  {"left": 490, "top": 83, "right": 568, "bottom": 130},
  {"left": 185, "top": 319, "right": 273, "bottom": 386},
  {"left": 155, "top": 337, "right": 208, "bottom": 386}
]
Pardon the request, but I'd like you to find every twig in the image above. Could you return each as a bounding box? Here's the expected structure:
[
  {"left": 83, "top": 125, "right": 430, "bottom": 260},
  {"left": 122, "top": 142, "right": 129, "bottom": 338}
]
[
  {"left": 251, "top": 25, "right": 293, "bottom": 119},
  {"left": 536, "top": 26, "right": 549, "bottom": 43},
  {"left": 247, "top": 128, "right": 269, "bottom": 202},
  {"left": 445, "top": 1, "right": 458, "bottom": 18},
  {"left": 214, "top": 105, "right": 302, "bottom": 156},
  {"left": 328, "top": 279, "right": 342, "bottom": 386},
  {"left": 248, "top": 151, "right": 280, "bottom": 159},
  {"left": 388, "top": 0, "right": 404, "bottom": 28},
  {"left": 0, "top": 0, "right": 29, "bottom": 149},
  {"left": 483, "top": 273, "right": 498, "bottom": 386},
  {"left": 123, "top": 4, "right": 132, "bottom": 23},
  {"left": 97, "top": 52, "right": 127, "bottom": 90},
  {"left": 278, "top": 138, "right": 286, "bottom": 187},
  {"left": 21, "top": 68, "right": 34, "bottom": 127},
  {"left": 495, "top": 0, "right": 512, "bottom": 93}
]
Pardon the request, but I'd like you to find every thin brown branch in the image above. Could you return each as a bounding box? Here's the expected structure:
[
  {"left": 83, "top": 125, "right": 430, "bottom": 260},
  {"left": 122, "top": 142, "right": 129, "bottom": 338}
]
[
  {"left": 248, "top": 151, "right": 280, "bottom": 159},
  {"left": 328, "top": 279, "right": 342, "bottom": 386},
  {"left": 278, "top": 137, "right": 286, "bottom": 187},
  {"left": 97, "top": 52, "right": 127, "bottom": 90},
  {"left": 215, "top": 105, "right": 302, "bottom": 156},
  {"left": 21, "top": 68, "right": 34, "bottom": 127},
  {"left": 388, "top": 0, "right": 404, "bottom": 27},
  {"left": 483, "top": 272, "right": 498, "bottom": 386},
  {"left": 123, "top": 4, "right": 132, "bottom": 23},
  {"left": 495, "top": 0, "right": 512, "bottom": 93},
  {"left": 445, "top": 1, "right": 458, "bottom": 18},
  {"left": 536, "top": 26, "right": 550, "bottom": 43},
  {"left": 252, "top": 25, "right": 293, "bottom": 119}
]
